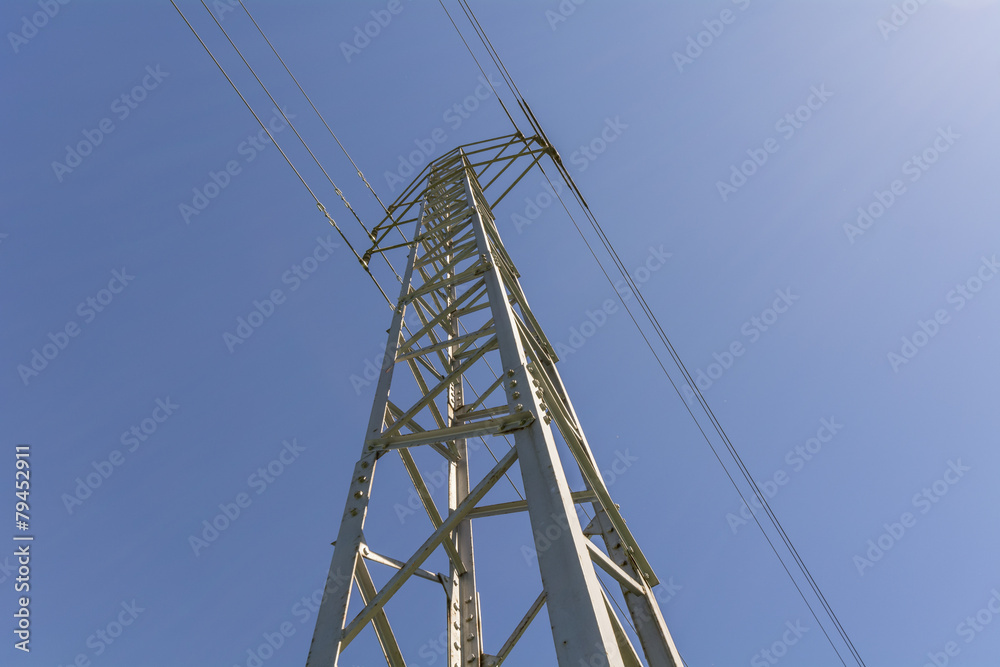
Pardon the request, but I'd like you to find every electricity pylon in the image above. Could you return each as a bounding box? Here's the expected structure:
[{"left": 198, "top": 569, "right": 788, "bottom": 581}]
[{"left": 306, "top": 135, "right": 683, "bottom": 667}]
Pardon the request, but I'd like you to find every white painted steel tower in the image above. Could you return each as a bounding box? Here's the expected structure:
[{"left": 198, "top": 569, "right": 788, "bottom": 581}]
[{"left": 305, "top": 135, "right": 682, "bottom": 667}]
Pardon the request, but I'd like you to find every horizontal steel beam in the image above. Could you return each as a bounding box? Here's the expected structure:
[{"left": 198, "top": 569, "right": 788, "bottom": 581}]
[
  {"left": 467, "top": 490, "right": 599, "bottom": 519},
  {"left": 367, "top": 411, "right": 535, "bottom": 451},
  {"left": 360, "top": 543, "right": 443, "bottom": 584}
]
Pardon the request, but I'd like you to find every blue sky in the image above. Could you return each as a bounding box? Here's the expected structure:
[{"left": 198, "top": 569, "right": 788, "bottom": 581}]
[{"left": 3, "top": 1, "right": 1000, "bottom": 665}]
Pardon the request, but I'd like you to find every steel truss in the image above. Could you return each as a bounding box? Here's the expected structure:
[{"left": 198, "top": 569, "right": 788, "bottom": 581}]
[{"left": 306, "top": 135, "right": 683, "bottom": 667}]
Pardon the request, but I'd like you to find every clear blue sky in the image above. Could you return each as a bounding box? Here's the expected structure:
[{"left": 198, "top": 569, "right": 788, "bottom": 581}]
[{"left": 3, "top": 1, "right": 1000, "bottom": 665}]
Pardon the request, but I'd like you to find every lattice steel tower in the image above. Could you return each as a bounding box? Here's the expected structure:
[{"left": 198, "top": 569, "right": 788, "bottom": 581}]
[{"left": 305, "top": 135, "right": 683, "bottom": 667}]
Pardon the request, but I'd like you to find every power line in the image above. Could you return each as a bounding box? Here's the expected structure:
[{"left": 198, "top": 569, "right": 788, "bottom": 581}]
[
  {"left": 173, "top": 0, "right": 865, "bottom": 661},
  {"left": 168, "top": 0, "right": 395, "bottom": 306},
  {"left": 435, "top": 0, "right": 522, "bottom": 135},
  {"left": 439, "top": 3, "right": 866, "bottom": 665},
  {"left": 197, "top": 0, "right": 372, "bottom": 241},
  {"left": 538, "top": 163, "right": 849, "bottom": 667},
  {"left": 235, "top": 0, "right": 396, "bottom": 229},
  {"left": 234, "top": 0, "right": 419, "bottom": 291}
]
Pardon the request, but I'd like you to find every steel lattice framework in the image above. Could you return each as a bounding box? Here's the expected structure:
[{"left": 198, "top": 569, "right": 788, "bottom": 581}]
[{"left": 305, "top": 135, "right": 683, "bottom": 667}]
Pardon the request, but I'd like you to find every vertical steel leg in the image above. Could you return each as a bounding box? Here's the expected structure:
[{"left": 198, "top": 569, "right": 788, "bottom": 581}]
[{"left": 461, "top": 161, "right": 625, "bottom": 667}]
